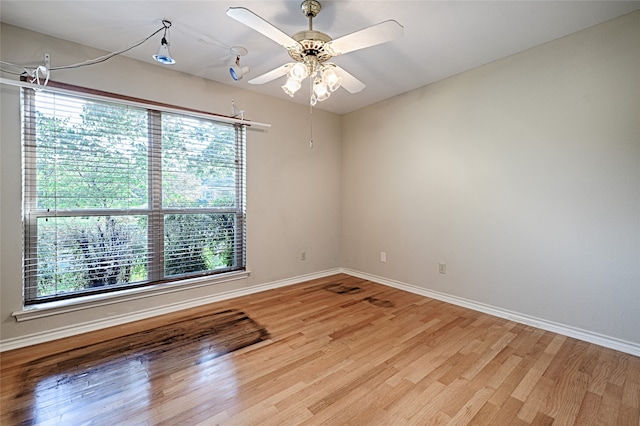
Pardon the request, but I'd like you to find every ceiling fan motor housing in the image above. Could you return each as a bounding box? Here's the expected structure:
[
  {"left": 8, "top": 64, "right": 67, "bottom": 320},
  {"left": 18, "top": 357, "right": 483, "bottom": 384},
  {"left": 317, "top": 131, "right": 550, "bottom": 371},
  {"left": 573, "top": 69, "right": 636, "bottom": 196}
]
[
  {"left": 289, "top": 30, "right": 333, "bottom": 63},
  {"left": 289, "top": 1, "right": 335, "bottom": 65}
]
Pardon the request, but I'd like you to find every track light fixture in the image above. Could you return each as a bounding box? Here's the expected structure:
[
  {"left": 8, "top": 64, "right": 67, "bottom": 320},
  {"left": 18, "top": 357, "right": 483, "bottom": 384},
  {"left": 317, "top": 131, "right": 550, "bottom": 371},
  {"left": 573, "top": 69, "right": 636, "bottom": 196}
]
[
  {"left": 1, "top": 19, "right": 180, "bottom": 82},
  {"left": 153, "top": 20, "right": 176, "bottom": 65},
  {"left": 229, "top": 46, "right": 250, "bottom": 81}
]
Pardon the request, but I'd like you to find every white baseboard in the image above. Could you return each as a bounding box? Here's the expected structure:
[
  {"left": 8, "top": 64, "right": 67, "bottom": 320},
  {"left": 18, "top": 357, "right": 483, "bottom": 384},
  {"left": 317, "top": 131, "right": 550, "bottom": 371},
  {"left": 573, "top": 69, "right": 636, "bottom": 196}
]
[
  {"left": 4, "top": 267, "right": 638, "bottom": 357},
  {"left": 0, "top": 268, "right": 341, "bottom": 352},
  {"left": 340, "top": 268, "right": 640, "bottom": 357}
]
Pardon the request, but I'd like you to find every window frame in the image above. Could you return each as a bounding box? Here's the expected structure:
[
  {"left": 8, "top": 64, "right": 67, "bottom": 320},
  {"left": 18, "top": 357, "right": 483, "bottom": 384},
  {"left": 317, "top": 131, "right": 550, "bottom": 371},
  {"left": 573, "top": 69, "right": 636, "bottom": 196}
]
[{"left": 21, "top": 82, "right": 247, "bottom": 305}]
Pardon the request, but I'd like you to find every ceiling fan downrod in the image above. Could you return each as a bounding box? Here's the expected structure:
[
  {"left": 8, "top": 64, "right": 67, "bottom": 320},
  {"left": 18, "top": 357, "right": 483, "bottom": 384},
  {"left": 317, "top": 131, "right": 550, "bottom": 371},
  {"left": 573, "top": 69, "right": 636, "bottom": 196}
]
[
  {"left": 290, "top": 0, "right": 332, "bottom": 64},
  {"left": 301, "top": 0, "right": 322, "bottom": 30}
]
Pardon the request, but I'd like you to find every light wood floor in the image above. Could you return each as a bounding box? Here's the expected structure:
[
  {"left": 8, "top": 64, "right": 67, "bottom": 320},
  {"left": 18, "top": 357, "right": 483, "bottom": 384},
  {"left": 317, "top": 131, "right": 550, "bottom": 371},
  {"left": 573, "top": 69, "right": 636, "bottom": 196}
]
[{"left": 1, "top": 274, "right": 639, "bottom": 425}]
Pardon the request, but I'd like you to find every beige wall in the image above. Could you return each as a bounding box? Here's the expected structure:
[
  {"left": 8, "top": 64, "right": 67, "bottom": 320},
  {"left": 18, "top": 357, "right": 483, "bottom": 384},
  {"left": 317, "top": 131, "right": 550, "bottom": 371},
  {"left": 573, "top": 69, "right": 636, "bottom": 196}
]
[
  {"left": 342, "top": 11, "right": 640, "bottom": 344},
  {"left": 0, "top": 24, "right": 342, "bottom": 342}
]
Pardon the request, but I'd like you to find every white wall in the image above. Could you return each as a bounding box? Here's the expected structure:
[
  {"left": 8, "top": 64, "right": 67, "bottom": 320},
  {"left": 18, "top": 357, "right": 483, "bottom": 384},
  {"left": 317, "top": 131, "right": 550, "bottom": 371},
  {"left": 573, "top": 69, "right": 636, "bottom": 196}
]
[
  {"left": 0, "top": 24, "right": 342, "bottom": 343},
  {"left": 342, "top": 11, "right": 640, "bottom": 345}
]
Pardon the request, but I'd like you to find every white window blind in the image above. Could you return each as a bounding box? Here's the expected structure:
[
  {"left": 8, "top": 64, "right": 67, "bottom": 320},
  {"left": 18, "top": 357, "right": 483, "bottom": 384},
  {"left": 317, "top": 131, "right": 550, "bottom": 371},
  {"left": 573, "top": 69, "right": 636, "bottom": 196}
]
[{"left": 22, "top": 87, "right": 246, "bottom": 304}]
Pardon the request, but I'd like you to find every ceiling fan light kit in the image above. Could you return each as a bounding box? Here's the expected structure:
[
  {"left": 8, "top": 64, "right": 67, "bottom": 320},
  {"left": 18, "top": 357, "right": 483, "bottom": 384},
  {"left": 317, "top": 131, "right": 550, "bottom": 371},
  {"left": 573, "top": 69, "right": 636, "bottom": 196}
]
[{"left": 227, "top": 0, "right": 403, "bottom": 106}]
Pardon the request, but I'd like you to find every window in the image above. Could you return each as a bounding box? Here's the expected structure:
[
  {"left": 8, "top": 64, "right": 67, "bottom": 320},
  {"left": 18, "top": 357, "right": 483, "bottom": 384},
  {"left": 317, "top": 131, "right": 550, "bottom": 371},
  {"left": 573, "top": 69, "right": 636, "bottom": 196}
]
[{"left": 22, "top": 87, "right": 246, "bottom": 304}]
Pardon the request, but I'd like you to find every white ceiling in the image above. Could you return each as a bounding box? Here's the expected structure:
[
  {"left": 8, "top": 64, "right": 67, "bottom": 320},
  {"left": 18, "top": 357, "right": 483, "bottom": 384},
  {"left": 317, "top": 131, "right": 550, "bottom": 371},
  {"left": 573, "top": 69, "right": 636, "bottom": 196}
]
[{"left": 2, "top": 1, "right": 639, "bottom": 115}]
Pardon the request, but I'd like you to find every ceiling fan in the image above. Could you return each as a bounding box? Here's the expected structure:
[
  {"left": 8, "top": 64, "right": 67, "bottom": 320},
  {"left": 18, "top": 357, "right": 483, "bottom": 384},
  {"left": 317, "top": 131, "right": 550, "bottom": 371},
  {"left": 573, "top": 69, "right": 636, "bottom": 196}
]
[{"left": 226, "top": 0, "right": 403, "bottom": 105}]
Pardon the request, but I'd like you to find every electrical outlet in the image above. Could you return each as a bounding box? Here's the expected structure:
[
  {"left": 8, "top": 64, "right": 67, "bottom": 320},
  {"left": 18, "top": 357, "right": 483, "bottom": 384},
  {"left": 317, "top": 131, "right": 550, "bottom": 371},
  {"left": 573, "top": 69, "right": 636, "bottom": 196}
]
[
  {"left": 301, "top": 251, "right": 306, "bottom": 261},
  {"left": 439, "top": 262, "right": 447, "bottom": 274},
  {"left": 380, "top": 252, "right": 387, "bottom": 263}
]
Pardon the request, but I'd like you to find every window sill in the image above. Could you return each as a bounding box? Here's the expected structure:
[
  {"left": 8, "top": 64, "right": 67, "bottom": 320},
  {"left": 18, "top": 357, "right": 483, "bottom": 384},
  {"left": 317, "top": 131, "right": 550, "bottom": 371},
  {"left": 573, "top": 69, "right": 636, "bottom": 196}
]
[{"left": 12, "top": 270, "right": 250, "bottom": 322}]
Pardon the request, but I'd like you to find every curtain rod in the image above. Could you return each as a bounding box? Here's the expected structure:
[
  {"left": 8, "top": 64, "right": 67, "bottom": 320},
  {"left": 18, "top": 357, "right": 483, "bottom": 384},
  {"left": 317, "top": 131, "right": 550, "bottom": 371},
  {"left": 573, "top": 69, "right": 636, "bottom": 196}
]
[{"left": 0, "top": 77, "right": 272, "bottom": 129}]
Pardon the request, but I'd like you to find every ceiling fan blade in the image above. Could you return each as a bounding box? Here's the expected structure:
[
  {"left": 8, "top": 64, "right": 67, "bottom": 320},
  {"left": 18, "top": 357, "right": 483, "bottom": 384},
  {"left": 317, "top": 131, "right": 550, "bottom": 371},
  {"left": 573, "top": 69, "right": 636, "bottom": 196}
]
[
  {"left": 226, "top": 7, "right": 298, "bottom": 49},
  {"left": 326, "top": 20, "right": 404, "bottom": 56},
  {"left": 248, "top": 63, "right": 293, "bottom": 85},
  {"left": 332, "top": 65, "right": 366, "bottom": 94}
]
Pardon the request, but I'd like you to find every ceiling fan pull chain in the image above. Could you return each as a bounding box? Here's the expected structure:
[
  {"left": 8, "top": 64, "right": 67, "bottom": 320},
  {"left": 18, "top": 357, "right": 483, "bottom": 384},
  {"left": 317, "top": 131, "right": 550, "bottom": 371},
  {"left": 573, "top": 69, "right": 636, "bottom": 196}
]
[
  {"left": 309, "top": 96, "right": 314, "bottom": 149},
  {"left": 309, "top": 76, "right": 314, "bottom": 149}
]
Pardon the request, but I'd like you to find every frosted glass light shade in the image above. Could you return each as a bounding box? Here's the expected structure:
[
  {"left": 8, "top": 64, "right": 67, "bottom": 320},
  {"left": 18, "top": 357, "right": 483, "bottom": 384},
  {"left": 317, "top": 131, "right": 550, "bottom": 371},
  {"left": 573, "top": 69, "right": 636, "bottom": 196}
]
[
  {"left": 313, "top": 78, "right": 330, "bottom": 102},
  {"left": 321, "top": 67, "right": 342, "bottom": 92},
  {"left": 288, "top": 63, "right": 308, "bottom": 81},
  {"left": 282, "top": 78, "right": 302, "bottom": 97}
]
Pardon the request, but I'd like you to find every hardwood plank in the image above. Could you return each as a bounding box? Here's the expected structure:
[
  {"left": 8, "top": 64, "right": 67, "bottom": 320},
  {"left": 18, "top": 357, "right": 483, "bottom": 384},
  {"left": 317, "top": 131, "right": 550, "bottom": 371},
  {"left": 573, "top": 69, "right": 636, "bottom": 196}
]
[
  {"left": 2, "top": 273, "right": 639, "bottom": 425},
  {"left": 530, "top": 411, "right": 555, "bottom": 426},
  {"left": 468, "top": 401, "right": 500, "bottom": 425},
  {"left": 616, "top": 404, "right": 640, "bottom": 426},
  {"left": 515, "top": 375, "right": 555, "bottom": 423},
  {"left": 446, "top": 386, "right": 494, "bottom": 425},
  {"left": 595, "top": 382, "right": 623, "bottom": 425},
  {"left": 541, "top": 339, "right": 592, "bottom": 424},
  {"left": 622, "top": 380, "right": 640, "bottom": 409},
  {"left": 490, "top": 396, "right": 524, "bottom": 424},
  {"left": 574, "top": 390, "right": 603, "bottom": 425}
]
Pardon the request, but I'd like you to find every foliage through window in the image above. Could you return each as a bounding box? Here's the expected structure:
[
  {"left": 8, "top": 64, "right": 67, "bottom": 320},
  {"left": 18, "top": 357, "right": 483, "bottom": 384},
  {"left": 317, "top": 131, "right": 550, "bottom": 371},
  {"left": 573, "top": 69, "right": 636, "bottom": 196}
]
[{"left": 22, "top": 87, "right": 246, "bottom": 304}]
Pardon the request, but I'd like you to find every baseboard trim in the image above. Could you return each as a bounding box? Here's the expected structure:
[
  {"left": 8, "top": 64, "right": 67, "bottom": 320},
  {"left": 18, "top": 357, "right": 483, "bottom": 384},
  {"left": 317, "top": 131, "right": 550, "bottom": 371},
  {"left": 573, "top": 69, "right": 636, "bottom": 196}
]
[
  {"left": 341, "top": 268, "right": 640, "bottom": 357},
  {"left": 0, "top": 268, "right": 341, "bottom": 352},
  {"left": 5, "top": 267, "right": 638, "bottom": 357}
]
